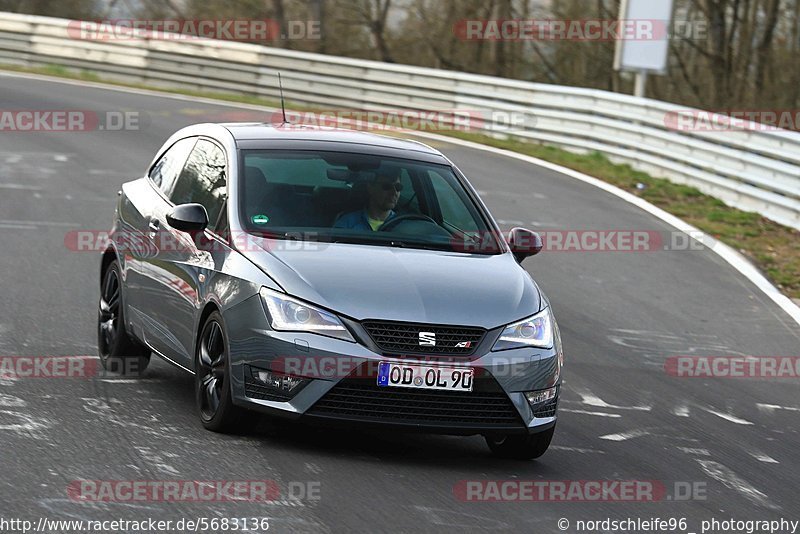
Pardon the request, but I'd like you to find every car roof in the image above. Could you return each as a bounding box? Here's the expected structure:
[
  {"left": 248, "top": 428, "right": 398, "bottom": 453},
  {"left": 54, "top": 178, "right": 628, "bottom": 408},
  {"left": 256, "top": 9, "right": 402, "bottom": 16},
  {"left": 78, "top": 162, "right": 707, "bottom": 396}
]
[{"left": 220, "top": 122, "right": 443, "bottom": 156}]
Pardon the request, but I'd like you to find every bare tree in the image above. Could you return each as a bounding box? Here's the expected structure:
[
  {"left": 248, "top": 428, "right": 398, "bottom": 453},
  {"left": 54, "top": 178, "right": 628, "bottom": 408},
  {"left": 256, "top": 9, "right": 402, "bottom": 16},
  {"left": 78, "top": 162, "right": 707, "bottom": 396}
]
[{"left": 338, "top": 0, "right": 395, "bottom": 62}]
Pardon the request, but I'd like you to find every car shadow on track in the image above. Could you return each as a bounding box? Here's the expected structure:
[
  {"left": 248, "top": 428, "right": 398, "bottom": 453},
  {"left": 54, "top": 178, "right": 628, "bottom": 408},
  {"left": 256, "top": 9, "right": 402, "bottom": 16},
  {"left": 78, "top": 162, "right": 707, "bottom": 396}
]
[{"left": 248, "top": 417, "right": 563, "bottom": 473}]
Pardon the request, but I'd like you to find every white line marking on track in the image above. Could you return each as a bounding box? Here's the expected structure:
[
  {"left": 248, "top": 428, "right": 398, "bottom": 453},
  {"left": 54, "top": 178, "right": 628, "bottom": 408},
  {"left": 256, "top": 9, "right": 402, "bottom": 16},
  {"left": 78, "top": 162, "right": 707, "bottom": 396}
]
[
  {"left": 599, "top": 429, "right": 651, "bottom": 441},
  {"left": 678, "top": 447, "right": 711, "bottom": 456},
  {"left": 0, "top": 224, "right": 36, "bottom": 230},
  {"left": 413, "top": 506, "right": 510, "bottom": 529},
  {"left": 578, "top": 391, "right": 651, "bottom": 411},
  {"left": 750, "top": 452, "right": 779, "bottom": 464},
  {"left": 702, "top": 407, "right": 754, "bottom": 425},
  {"left": 134, "top": 446, "right": 180, "bottom": 476},
  {"left": 561, "top": 408, "right": 621, "bottom": 418},
  {"left": 696, "top": 460, "right": 779, "bottom": 510},
  {"left": 757, "top": 403, "right": 800, "bottom": 414},
  {"left": 550, "top": 446, "right": 606, "bottom": 454},
  {"left": 0, "top": 393, "right": 26, "bottom": 407},
  {"left": 96, "top": 378, "right": 149, "bottom": 383},
  {"left": 0, "top": 219, "right": 76, "bottom": 227},
  {"left": 0, "top": 183, "right": 42, "bottom": 190},
  {"left": 673, "top": 404, "right": 690, "bottom": 417},
  {"left": 0, "top": 410, "right": 50, "bottom": 435}
]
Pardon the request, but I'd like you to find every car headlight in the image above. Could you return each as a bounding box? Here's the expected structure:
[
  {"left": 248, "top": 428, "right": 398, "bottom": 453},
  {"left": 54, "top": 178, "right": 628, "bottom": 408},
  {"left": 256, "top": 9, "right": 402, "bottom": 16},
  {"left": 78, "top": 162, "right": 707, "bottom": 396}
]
[
  {"left": 259, "top": 287, "right": 355, "bottom": 342},
  {"left": 492, "top": 307, "right": 554, "bottom": 351}
]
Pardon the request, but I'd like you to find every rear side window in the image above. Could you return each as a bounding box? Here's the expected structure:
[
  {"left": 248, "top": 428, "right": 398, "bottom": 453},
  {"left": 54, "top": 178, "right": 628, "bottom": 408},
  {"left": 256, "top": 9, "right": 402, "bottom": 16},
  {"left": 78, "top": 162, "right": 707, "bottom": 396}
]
[
  {"left": 169, "top": 139, "right": 228, "bottom": 225},
  {"left": 149, "top": 137, "right": 196, "bottom": 195}
]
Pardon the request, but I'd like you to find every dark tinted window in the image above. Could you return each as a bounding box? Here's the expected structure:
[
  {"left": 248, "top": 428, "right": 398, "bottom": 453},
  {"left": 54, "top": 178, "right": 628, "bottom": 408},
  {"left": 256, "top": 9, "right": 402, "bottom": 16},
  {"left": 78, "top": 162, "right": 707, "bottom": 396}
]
[
  {"left": 149, "top": 137, "right": 196, "bottom": 194},
  {"left": 169, "top": 139, "right": 227, "bottom": 225}
]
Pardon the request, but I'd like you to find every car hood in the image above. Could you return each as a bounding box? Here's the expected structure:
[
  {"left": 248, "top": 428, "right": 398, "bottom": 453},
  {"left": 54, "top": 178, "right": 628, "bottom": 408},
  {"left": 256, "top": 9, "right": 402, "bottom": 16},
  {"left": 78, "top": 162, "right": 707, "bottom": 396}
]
[{"left": 239, "top": 240, "right": 541, "bottom": 329}]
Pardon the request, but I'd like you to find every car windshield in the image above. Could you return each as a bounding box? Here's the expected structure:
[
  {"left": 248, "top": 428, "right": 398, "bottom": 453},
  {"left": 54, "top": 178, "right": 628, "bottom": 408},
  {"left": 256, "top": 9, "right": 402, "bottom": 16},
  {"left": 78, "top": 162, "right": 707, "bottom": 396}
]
[{"left": 239, "top": 149, "right": 501, "bottom": 254}]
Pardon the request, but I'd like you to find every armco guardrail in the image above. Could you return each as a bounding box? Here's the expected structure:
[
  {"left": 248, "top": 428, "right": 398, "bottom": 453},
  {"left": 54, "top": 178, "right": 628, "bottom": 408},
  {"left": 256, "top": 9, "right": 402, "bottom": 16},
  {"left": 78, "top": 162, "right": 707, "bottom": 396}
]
[{"left": 1, "top": 12, "right": 799, "bottom": 230}]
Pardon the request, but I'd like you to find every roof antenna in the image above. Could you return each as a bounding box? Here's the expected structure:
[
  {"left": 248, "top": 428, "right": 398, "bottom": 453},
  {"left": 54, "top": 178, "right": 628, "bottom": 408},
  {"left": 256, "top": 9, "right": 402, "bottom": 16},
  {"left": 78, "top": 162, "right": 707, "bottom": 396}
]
[{"left": 278, "top": 72, "right": 288, "bottom": 124}]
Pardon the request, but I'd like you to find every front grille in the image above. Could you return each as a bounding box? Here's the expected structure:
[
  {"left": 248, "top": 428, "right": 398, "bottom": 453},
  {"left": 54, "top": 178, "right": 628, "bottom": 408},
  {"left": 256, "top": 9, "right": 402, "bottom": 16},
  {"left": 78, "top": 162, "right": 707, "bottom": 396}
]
[
  {"left": 362, "top": 320, "right": 485, "bottom": 355},
  {"left": 306, "top": 365, "right": 523, "bottom": 428}
]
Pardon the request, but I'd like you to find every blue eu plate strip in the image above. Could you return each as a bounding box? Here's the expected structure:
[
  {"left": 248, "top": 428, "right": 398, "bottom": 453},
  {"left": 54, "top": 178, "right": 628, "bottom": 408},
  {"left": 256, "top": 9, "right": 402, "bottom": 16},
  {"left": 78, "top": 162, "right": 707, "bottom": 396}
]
[{"left": 377, "top": 361, "right": 390, "bottom": 387}]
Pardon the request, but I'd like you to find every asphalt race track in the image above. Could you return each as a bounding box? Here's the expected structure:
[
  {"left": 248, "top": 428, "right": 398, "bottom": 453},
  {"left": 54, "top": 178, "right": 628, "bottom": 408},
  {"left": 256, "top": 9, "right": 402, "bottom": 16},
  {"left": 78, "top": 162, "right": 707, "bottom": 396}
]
[{"left": 1, "top": 72, "right": 799, "bottom": 533}]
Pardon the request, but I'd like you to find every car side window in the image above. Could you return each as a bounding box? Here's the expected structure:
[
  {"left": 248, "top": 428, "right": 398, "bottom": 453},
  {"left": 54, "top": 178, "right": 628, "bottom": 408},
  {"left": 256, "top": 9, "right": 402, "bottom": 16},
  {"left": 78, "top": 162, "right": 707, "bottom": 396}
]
[
  {"left": 428, "top": 170, "right": 480, "bottom": 232},
  {"left": 149, "top": 137, "right": 196, "bottom": 195},
  {"left": 169, "top": 139, "right": 228, "bottom": 226}
]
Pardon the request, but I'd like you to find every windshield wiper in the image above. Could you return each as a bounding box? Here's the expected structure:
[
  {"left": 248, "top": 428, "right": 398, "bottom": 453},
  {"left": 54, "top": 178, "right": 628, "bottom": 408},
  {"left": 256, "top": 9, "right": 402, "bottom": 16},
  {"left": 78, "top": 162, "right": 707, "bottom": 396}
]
[
  {"left": 330, "top": 234, "right": 450, "bottom": 251},
  {"left": 384, "top": 240, "right": 452, "bottom": 252}
]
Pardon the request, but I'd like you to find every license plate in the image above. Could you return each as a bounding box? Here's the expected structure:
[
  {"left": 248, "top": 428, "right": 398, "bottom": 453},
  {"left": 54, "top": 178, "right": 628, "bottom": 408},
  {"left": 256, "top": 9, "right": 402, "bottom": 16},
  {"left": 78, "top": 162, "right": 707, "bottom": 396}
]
[{"left": 377, "top": 361, "right": 474, "bottom": 392}]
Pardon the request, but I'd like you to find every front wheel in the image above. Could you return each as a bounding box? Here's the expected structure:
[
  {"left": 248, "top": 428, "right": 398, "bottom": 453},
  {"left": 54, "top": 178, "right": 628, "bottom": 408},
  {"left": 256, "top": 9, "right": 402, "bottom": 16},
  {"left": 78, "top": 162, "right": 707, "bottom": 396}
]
[
  {"left": 195, "top": 311, "right": 256, "bottom": 433},
  {"left": 98, "top": 260, "right": 150, "bottom": 376},
  {"left": 485, "top": 425, "right": 555, "bottom": 460}
]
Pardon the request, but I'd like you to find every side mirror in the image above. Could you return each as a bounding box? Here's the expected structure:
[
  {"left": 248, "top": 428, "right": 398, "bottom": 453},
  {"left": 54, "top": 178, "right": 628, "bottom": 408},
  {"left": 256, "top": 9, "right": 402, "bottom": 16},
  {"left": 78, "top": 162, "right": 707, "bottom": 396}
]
[
  {"left": 167, "top": 203, "right": 208, "bottom": 233},
  {"left": 508, "top": 227, "right": 543, "bottom": 263}
]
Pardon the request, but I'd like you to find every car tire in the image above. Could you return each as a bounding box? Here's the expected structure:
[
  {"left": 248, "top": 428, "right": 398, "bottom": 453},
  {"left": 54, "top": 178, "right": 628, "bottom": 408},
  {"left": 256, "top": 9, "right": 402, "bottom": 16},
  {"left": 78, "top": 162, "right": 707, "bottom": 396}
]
[
  {"left": 485, "top": 425, "right": 555, "bottom": 460},
  {"left": 98, "top": 260, "right": 150, "bottom": 376},
  {"left": 195, "top": 311, "right": 257, "bottom": 433}
]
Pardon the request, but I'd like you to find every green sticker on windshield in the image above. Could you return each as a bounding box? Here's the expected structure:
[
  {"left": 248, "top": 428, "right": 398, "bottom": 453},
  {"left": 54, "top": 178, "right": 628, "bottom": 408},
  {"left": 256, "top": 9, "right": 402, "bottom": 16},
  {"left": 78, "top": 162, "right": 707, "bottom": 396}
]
[{"left": 251, "top": 214, "right": 270, "bottom": 225}]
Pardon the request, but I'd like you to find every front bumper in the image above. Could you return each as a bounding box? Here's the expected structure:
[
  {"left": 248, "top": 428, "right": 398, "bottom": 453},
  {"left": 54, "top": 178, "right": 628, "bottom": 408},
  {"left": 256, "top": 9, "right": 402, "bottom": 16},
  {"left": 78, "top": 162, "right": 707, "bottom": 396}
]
[{"left": 225, "top": 295, "right": 562, "bottom": 436}]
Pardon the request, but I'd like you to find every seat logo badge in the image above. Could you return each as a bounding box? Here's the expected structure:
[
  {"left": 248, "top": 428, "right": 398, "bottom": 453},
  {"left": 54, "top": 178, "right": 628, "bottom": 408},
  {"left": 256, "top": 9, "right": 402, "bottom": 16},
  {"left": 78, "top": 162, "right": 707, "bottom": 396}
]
[{"left": 419, "top": 331, "right": 436, "bottom": 346}]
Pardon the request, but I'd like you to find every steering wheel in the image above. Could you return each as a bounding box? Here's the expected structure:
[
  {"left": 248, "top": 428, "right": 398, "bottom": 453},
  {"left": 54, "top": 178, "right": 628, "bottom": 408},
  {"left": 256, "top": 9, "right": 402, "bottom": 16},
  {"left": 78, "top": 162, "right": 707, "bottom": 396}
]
[{"left": 378, "top": 213, "right": 439, "bottom": 231}]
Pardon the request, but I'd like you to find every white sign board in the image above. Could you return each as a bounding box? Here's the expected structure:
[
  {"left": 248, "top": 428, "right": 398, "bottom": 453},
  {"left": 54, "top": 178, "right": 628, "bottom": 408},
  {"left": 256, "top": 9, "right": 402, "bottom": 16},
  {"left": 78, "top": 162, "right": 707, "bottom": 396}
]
[{"left": 614, "top": 0, "right": 674, "bottom": 74}]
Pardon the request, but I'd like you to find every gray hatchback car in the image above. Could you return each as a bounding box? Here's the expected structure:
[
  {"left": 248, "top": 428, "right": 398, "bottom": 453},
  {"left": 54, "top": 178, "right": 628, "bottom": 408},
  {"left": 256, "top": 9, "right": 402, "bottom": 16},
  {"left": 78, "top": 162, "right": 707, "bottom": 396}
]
[{"left": 98, "top": 123, "right": 564, "bottom": 459}]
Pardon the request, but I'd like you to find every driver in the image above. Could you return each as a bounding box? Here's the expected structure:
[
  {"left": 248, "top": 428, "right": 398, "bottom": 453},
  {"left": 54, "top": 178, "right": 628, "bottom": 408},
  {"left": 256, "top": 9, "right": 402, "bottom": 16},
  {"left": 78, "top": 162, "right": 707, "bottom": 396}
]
[{"left": 333, "top": 167, "right": 402, "bottom": 231}]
